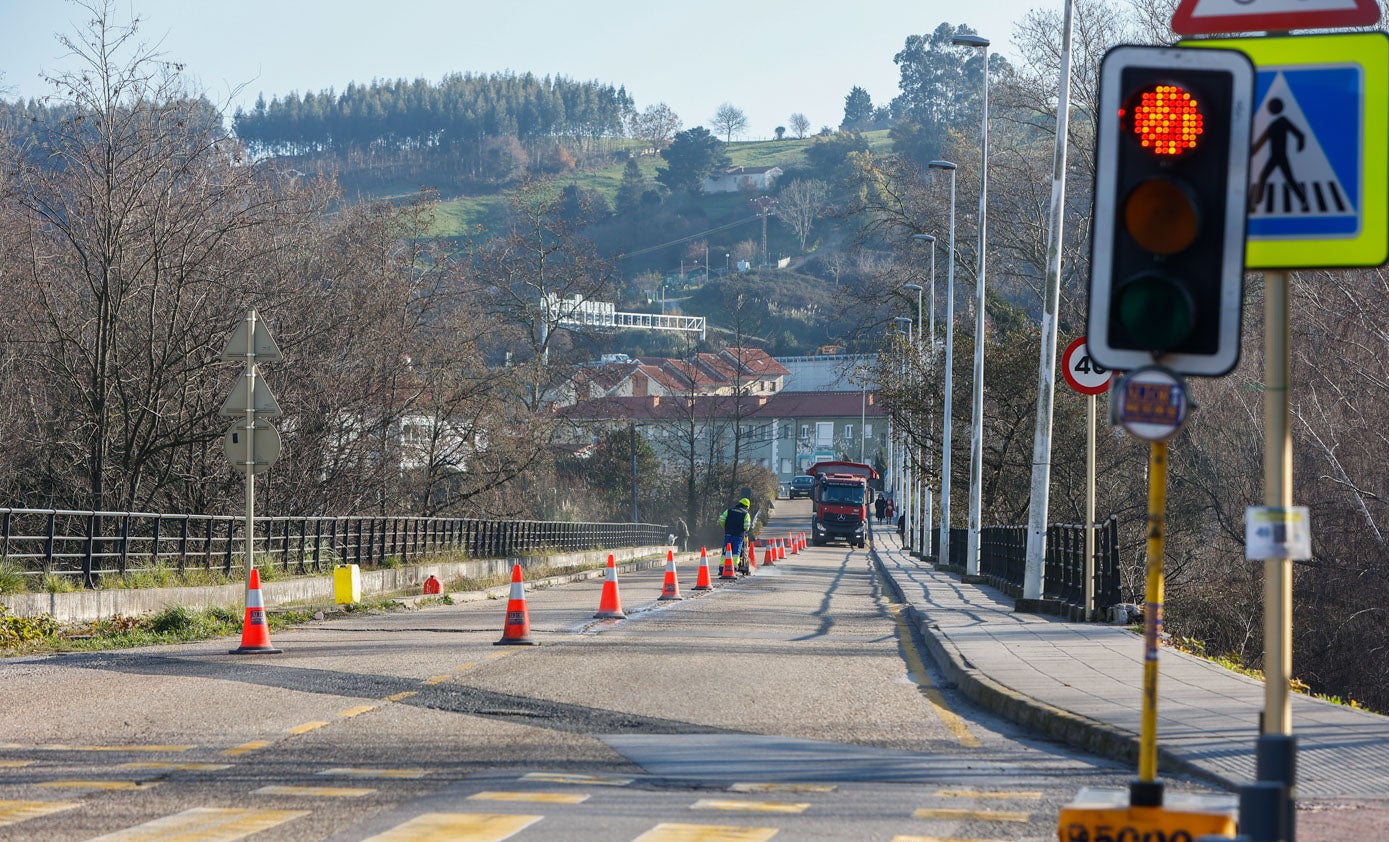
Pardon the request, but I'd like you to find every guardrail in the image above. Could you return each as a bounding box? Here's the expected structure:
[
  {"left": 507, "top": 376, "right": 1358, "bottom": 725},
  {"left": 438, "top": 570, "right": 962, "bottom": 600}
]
[
  {"left": 929, "top": 518, "right": 1124, "bottom": 620},
  {"left": 0, "top": 509, "right": 669, "bottom": 588}
]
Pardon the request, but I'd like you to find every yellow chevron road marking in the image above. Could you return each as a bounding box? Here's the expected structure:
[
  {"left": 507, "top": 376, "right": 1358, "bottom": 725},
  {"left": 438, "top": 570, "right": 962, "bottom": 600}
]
[
  {"left": 633, "top": 823, "right": 779, "bottom": 842},
  {"left": 359, "top": 812, "right": 542, "bottom": 841},
  {"left": 691, "top": 799, "right": 809, "bottom": 814},
  {"left": 467, "top": 790, "right": 589, "bottom": 804},
  {"left": 86, "top": 807, "right": 308, "bottom": 841},
  {"left": 0, "top": 800, "right": 80, "bottom": 827}
]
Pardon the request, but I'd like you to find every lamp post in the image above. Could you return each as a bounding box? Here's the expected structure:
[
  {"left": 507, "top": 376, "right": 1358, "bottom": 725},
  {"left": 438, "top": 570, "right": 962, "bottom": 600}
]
[
  {"left": 894, "top": 316, "right": 914, "bottom": 543},
  {"left": 911, "top": 234, "right": 937, "bottom": 346},
  {"left": 954, "top": 32, "right": 990, "bottom": 578},
  {"left": 928, "top": 160, "right": 957, "bottom": 568},
  {"left": 902, "top": 284, "right": 924, "bottom": 553}
]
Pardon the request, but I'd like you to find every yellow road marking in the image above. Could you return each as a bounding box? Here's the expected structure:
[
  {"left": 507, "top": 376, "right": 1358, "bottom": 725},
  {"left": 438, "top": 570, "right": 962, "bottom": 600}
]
[
  {"left": 359, "top": 812, "right": 542, "bottom": 841},
  {"left": 253, "top": 785, "right": 375, "bottom": 797},
  {"left": 319, "top": 767, "right": 430, "bottom": 779},
  {"left": 691, "top": 798, "right": 809, "bottom": 814},
  {"left": 86, "top": 807, "right": 308, "bottom": 841},
  {"left": 933, "top": 789, "right": 1042, "bottom": 800},
  {"left": 4, "top": 744, "right": 194, "bottom": 753},
  {"left": 729, "top": 783, "right": 835, "bottom": 793},
  {"left": 339, "top": 705, "right": 378, "bottom": 718},
  {"left": 0, "top": 799, "right": 80, "bottom": 827},
  {"left": 633, "top": 823, "right": 779, "bottom": 842},
  {"left": 221, "top": 741, "right": 271, "bottom": 756},
  {"left": 520, "top": 771, "right": 633, "bottom": 786},
  {"left": 0, "top": 761, "right": 35, "bottom": 768},
  {"left": 484, "top": 651, "right": 514, "bottom": 661},
  {"left": 288, "top": 721, "right": 330, "bottom": 735},
  {"left": 38, "top": 780, "right": 159, "bottom": 791},
  {"left": 467, "top": 790, "right": 589, "bottom": 804},
  {"left": 120, "top": 762, "right": 231, "bottom": 772},
  {"left": 890, "top": 605, "right": 981, "bottom": 748},
  {"left": 423, "top": 675, "right": 453, "bottom": 685},
  {"left": 912, "top": 807, "right": 1030, "bottom": 822},
  {"left": 384, "top": 691, "right": 418, "bottom": 702}
]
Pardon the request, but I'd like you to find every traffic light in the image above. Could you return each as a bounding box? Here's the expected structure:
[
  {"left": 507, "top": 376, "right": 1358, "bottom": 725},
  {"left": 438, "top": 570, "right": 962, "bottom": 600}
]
[{"left": 1087, "top": 45, "right": 1255, "bottom": 377}]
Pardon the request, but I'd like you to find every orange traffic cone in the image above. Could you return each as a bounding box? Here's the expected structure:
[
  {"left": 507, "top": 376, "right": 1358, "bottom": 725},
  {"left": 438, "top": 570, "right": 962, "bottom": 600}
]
[
  {"left": 495, "top": 564, "right": 538, "bottom": 646},
  {"left": 658, "top": 549, "right": 683, "bottom": 600},
  {"left": 763, "top": 541, "right": 774, "bottom": 566},
  {"left": 595, "top": 554, "right": 626, "bottom": 619},
  {"left": 790, "top": 535, "right": 799, "bottom": 555},
  {"left": 230, "top": 568, "right": 282, "bottom": 655},
  {"left": 694, "top": 546, "right": 713, "bottom": 591},
  {"left": 720, "top": 543, "right": 737, "bottom": 580},
  {"left": 423, "top": 574, "right": 442, "bottom": 595},
  {"left": 778, "top": 538, "right": 787, "bottom": 560}
]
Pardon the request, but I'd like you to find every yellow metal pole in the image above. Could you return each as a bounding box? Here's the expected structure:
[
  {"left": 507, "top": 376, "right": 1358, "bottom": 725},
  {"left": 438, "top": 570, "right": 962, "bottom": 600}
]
[
  {"left": 1263, "top": 270, "right": 1292, "bottom": 735},
  {"left": 1138, "top": 440, "right": 1168, "bottom": 784}
]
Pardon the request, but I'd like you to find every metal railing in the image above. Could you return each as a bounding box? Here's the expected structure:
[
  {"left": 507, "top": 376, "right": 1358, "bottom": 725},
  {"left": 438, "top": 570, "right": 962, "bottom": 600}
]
[
  {"left": 0, "top": 508, "right": 669, "bottom": 588},
  {"left": 928, "top": 518, "right": 1124, "bottom": 620}
]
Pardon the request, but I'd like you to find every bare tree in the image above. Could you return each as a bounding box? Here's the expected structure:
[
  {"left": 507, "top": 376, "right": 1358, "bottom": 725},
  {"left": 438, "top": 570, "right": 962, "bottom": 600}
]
[
  {"left": 711, "top": 102, "right": 749, "bottom": 143},
  {"left": 789, "top": 112, "right": 811, "bottom": 139},
  {"left": 631, "top": 102, "right": 682, "bottom": 150},
  {"left": 779, "top": 178, "right": 830, "bottom": 251}
]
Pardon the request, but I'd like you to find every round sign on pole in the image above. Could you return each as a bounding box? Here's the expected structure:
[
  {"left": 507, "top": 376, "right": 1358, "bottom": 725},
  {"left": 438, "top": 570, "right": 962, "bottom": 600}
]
[
  {"left": 223, "top": 420, "right": 282, "bottom": 475},
  {"left": 1113, "top": 366, "right": 1190, "bottom": 442},
  {"left": 1061, "top": 336, "right": 1113, "bottom": 396}
]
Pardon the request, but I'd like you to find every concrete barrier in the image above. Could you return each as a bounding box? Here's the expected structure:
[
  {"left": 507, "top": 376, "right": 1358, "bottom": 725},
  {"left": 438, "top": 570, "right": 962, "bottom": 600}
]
[{"left": 0, "top": 545, "right": 668, "bottom": 624}]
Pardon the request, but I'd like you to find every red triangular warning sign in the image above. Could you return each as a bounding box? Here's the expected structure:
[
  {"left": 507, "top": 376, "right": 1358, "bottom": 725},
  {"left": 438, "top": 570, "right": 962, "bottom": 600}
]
[{"left": 1172, "top": 0, "right": 1381, "bottom": 36}]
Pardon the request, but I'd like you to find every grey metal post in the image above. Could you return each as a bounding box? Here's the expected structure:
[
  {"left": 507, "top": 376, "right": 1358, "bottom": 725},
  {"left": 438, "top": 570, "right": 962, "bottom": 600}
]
[
  {"left": 1023, "top": 0, "right": 1076, "bottom": 601},
  {"left": 928, "top": 161, "right": 958, "bottom": 567}
]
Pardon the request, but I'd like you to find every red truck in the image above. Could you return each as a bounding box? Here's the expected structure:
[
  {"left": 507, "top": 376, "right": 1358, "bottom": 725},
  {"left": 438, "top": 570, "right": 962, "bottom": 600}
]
[{"left": 806, "top": 461, "right": 880, "bottom": 548}]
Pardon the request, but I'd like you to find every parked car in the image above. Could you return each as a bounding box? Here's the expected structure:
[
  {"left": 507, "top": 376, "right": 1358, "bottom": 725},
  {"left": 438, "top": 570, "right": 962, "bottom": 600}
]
[{"left": 789, "top": 475, "right": 815, "bottom": 499}]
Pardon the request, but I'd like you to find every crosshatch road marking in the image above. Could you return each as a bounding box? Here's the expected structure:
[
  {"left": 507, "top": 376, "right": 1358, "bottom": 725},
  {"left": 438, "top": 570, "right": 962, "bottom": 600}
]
[
  {"left": 933, "top": 789, "right": 1043, "bottom": 800},
  {"left": 729, "top": 783, "right": 836, "bottom": 793},
  {"left": 338, "top": 705, "right": 378, "bottom": 718},
  {"left": 467, "top": 791, "right": 589, "bottom": 804},
  {"left": 253, "top": 785, "right": 375, "bottom": 798},
  {"left": 0, "top": 800, "right": 80, "bottom": 827},
  {"left": 359, "top": 812, "right": 542, "bottom": 842},
  {"left": 520, "top": 771, "right": 633, "bottom": 787},
  {"left": 912, "top": 807, "right": 1031, "bottom": 822},
  {"left": 319, "top": 767, "right": 431, "bottom": 779},
  {"left": 384, "top": 691, "right": 418, "bottom": 702},
  {"left": 86, "top": 807, "right": 309, "bottom": 841},
  {"left": 632, "top": 823, "right": 780, "bottom": 842},
  {"left": 691, "top": 799, "right": 809, "bottom": 814},
  {"left": 890, "top": 605, "right": 982, "bottom": 748},
  {"left": 120, "top": 762, "right": 232, "bottom": 772},
  {"left": 38, "top": 780, "right": 159, "bottom": 791},
  {"left": 221, "top": 741, "right": 271, "bottom": 756}
]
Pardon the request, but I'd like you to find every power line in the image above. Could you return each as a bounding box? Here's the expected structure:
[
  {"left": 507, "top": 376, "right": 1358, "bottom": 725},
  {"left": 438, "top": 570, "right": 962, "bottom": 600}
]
[{"left": 619, "top": 214, "right": 762, "bottom": 260}]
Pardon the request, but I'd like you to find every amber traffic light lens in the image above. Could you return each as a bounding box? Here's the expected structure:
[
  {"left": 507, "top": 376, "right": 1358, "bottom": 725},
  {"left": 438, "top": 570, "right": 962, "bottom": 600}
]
[
  {"left": 1119, "top": 83, "right": 1204, "bottom": 157},
  {"left": 1123, "top": 177, "right": 1199, "bottom": 254}
]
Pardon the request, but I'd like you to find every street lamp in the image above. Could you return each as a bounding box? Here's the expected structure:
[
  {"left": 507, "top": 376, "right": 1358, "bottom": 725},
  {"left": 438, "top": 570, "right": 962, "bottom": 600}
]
[
  {"left": 954, "top": 32, "right": 990, "bottom": 578},
  {"left": 911, "top": 234, "right": 936, "bottom": 346},
  {"left": 893, "top": 316, "right": 914, "bottom": 542},
  {"left": 902, "top": 283, "right": 924, "bottom": 553},
  {"left": 928, "top": 160, "right": 957, "bottom": 567}
]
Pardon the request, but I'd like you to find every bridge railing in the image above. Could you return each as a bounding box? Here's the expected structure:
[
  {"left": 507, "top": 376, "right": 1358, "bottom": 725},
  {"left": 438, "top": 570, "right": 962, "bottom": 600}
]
[
  {"left": 0, "top": 508, "right": 669, "bottom": 588},
  {"left": 931, "top": 518, "right": 1124, "bottom": 620}
]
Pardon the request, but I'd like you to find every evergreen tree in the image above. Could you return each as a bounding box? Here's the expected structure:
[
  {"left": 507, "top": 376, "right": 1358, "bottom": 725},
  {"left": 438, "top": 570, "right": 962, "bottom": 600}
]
[
  {"left": 655, "top": 127, "right": 729, "bottom": 194},
  {"left": 615, "top": 157, "right": 645, "bottom": 215},
  {"left": 841, "top": 86, "right": 874, "bottom": 129}
]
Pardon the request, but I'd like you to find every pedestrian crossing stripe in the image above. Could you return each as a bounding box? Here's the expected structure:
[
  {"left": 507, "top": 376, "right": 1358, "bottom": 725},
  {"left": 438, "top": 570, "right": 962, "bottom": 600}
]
[
  {"left": 691, "top": 798, "right": 811, "bottom": 813},
  {"left": 358, "top": 812, "right": 541, "bottom": 842},
  {"left": 1188, "top": 33, "right": 1389, "bottom": 269},
  {"left": 85, "top": 808, "right": 309, "bottom": 841},
  {"left": 0, "top": 800, "right": 80, "bottom": 827},
  {"left": 253, "top": 785, "right": 376, "bottom": 797},
  {"left": 632, "top": 824, "right": 779, "bottom": 842},
  {"left": 466, "top": 791, "right": 589, "bottom": 804}
]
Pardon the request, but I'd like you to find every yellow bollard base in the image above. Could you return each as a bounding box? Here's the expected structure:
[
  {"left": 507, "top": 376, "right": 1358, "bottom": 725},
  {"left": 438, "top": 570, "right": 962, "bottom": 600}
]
[
  {"left": 1058, "top": 787, "right": 1237, "bottom": 841},
  {"left": 333, "top": 564, "right": 361, "bottom": 605}
]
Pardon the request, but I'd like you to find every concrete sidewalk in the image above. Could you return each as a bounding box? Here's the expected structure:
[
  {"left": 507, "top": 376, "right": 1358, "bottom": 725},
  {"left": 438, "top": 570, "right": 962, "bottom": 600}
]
[{"left": 870, "top": 532, "right": 1389, "bottom": 803}]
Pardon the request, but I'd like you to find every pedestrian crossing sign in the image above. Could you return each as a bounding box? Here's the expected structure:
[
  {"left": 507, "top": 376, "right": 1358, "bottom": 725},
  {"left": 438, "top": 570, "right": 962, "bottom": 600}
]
[{"left": 1188, "top": 33, "right": 1388, "bottom": 269}]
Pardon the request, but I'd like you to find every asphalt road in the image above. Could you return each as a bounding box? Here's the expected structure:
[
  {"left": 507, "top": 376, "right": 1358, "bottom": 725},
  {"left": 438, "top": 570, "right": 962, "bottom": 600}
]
[{"left": 0, "top": 500, "right": 1225, "bottom": 841}]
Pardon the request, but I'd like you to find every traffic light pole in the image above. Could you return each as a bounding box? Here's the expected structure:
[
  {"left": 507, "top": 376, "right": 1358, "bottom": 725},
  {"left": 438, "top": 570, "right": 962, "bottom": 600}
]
[{"left": 1133, "top": 439, "right": 1168, "bottom": 807}]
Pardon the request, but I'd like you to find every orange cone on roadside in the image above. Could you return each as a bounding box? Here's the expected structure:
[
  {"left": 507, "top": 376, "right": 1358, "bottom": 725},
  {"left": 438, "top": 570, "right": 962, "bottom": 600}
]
[
  {"left": 694, "top": 546, "right": 713, "bottom": 590},
  {"left": 720, "top": 543, "right": 738, "bottom": 580},
  {"left": 495, "top": 564, "right": 539, "bottom": 646},
  {"left": 658, "top": 549, "right": 683, "bottom": 600},
  {"left": 763, "top": 541, "right": 774, "bottom": 566},
  {"left": 423, "top": 575, "right": 442, "bottom": 595},
  {"left": 230, "top": 568, "right": 282, "bottom": 655},
  {"left": 595, "top": 554, "right": 627, "bottom": 619},
  {"left": 777, "top": 538, "right": 786, "bottom": 560}
]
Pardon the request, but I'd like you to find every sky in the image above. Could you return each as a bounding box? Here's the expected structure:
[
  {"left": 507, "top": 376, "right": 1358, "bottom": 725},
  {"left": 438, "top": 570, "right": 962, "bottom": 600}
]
[{"left": 0, "top": 0, "right": 1054, "bottom": 136}]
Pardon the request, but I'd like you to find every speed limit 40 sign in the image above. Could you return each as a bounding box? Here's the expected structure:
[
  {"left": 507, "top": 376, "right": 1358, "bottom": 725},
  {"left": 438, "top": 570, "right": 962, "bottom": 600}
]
[{"left": 1062, "top": 336, "right": 1113, "bottom": 396}]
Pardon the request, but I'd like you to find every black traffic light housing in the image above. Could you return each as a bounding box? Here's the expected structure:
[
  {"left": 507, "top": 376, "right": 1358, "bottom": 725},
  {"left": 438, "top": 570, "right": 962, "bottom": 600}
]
[{"left": 1087, "top": 45, "right": 1255, "bottom": 377}]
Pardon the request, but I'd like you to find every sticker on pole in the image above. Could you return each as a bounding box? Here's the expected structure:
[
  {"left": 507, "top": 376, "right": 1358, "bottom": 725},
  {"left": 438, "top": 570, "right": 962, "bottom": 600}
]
[
  {"left": 1061, "top": 336, "right": 1113, "bottom": 396},
  {"left": 1246, "top": 506, "right": 1312, "bottom": 560},
  {"left": 1111, "top": 367, "right": 1190, "bottom": 441}
]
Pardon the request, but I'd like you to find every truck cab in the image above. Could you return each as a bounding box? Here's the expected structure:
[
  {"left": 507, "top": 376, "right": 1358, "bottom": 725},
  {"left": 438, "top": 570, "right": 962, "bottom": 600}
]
[{"left": 805, "top": 461, "right": 880, "bottom": 548}]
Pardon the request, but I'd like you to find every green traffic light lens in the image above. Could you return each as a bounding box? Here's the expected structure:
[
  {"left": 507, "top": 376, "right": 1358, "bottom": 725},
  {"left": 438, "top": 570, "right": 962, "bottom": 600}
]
[{"left": 1117, "top": 274, "right": 1195, "bottom": 351}]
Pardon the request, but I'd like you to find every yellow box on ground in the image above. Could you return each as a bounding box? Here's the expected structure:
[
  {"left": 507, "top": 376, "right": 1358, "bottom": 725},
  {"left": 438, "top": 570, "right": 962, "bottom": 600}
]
[
  {"left": 333, "top": 564, "right": 361, "bottom": 604},
  {"left": 1058, "top": 788, "right": 1237, "bottom": 841}
]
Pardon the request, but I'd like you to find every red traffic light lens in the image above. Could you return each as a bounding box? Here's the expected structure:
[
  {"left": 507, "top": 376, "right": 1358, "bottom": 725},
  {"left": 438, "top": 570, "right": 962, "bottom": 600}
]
[{"left": 1119, "top": 83, "right": 1204, "bottom": 157}]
